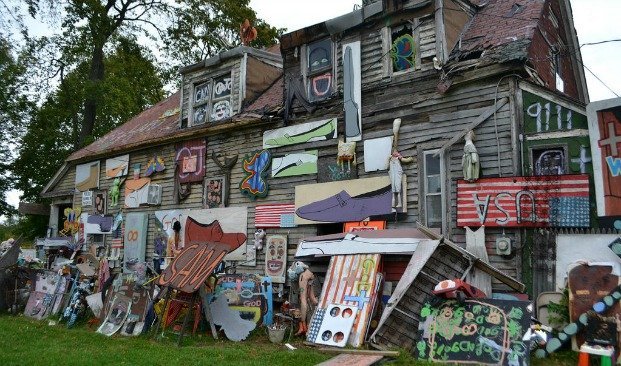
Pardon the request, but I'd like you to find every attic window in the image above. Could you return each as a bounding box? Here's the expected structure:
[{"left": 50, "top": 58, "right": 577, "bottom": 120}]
[
  {"left": 306, "top": 38, "right": 333, "bottom": 102},
  {"left": 390, "top": 23, "right": 416, "bottom": 73},
  {"left": 191, "top": 73, "right": 233, "bottom": 126}
]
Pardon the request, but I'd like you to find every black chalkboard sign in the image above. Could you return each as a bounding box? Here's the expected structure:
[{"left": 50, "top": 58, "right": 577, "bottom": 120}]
[{"left": 416, "top": 298, "right": 532, "bottom": 365}]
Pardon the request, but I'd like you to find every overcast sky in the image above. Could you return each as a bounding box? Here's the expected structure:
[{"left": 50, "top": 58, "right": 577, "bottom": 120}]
[{"left": 4, "top": 0, "right": 620, "bottom": 212}]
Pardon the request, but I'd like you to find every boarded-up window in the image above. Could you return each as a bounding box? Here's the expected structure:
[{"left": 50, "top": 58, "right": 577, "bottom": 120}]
[
  {"left": 424, "top": 150, "right": 443, "bottom": 228},
  {"left": 191, "top": 73, "right": 233, "bottom": 126},
  {"left": 390, "top": 23, "right": 416, "bottom": 72},
  {"left": 306, "top": 38, "right": 333, "bottom": 102}
]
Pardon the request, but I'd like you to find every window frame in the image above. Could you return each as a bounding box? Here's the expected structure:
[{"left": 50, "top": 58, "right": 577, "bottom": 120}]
[
  {"left": 302, "top": 38, "right": 335, "bottom": 102},
  {"left": 190, "top": 71, "right": 233, "bottom": 126},
  {"left": 382, "top": 20, "right": 422, "bottom": 78},
  {"left": 528, "top": 144, "right": 569, "bottom": 176},
  {"left": 422, "top": 149, "right": 446, "bottom": 230}
]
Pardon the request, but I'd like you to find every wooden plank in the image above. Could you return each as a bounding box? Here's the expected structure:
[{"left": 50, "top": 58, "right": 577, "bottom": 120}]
[
  {"left": 416, "top": 222, "right": 526, "bottom": 292},
  {"left": 316, "top": 354, "right": 384, "bottom": 366},
  {"left": 318, "top": 348, "right": 399, "bottom": 357},
  {"left": 434, "top": 97, "right": 509, "bottom": 157}
]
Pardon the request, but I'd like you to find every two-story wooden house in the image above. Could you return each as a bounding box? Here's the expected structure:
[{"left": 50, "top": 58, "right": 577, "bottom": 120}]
[{"left": 39, "top": 0, "right": 591, "bottom": 309}]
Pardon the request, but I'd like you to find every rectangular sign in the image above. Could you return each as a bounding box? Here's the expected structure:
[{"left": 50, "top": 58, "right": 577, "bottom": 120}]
[
  {"left": 587, "top": 98, "right": 621, "bottom": 221},
  {"left": 457, "top": 175, "right": 590, "bottom": 227}
]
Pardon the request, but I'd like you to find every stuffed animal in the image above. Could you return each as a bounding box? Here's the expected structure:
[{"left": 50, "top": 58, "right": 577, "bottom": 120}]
[
  {"left": 253, "top": 229, "right": 266, "bottom": 251},
  {"left": 337, "top": 138, "right": 356, "bottom": 173}
]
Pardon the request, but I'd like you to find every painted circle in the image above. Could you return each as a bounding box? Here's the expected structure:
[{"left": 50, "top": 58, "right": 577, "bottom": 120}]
[
  {"left": 330, "top": 307, "right": 341, "bottom": 317},
  {"left": 604, "top": 296, "right": 614, "bottom": 306},
  {"left": 614, "top": 220, "right": 621, "bottom": 230},
  {"left": 593, "top": 301, "right": 606, "bottom": 313},
  {"left": 579, "top": 314, "right": 588, "bottom": 326},
  {"left": 342, "top": 308, "right": 353, "bottom": 318},
  {"left": 321, "top": 331, "right": 332, "bottom": 342},
  {"left": 333, "top": 332, "right": 345, "bottom": 343}
]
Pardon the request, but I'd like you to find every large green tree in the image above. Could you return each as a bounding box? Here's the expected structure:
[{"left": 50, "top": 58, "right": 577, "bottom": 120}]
[
  {"left": 0, "top": 38, "right": 31, "bottom": 216},
  {"left": 14, "top": 37, "right": 164, "bottom": 202},
  {"left": 22, "top": 0, "right": 281, "bottom": 147}
]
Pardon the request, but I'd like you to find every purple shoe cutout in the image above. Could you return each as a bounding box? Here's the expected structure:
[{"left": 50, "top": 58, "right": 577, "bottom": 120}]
[{"left": 296, "top": 185, "right": 392, "bottom": 222}]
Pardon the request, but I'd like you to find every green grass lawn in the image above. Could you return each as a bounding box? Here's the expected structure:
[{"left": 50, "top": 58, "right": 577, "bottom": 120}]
[{"left": 0, "top": 315, "right": 578, "bottom": 365}]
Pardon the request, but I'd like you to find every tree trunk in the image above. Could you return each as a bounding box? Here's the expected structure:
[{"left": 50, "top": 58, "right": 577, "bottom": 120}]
[{"left": 78, "top": 44, "right": 105, "bottom": 147}]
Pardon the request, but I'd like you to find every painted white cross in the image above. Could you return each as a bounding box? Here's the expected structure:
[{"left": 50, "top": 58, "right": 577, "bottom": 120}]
[
  {"left": 571, "top": 145, "right": 592, "bottom": 173},
  {"left": 599, "top": 122, "right": 621, "bottom": 156}
]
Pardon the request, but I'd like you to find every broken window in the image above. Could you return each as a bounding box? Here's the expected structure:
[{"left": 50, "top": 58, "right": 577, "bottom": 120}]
[
  {"left": 531, "top": 146, "right": 567, "bottom": 175},
  {"left": 306, "top": 38, "right": 333, "bottom": 102},
  {"left": 390, "top": 23, "right": 416, "bottom": 73},
  {"left": 191, "top": 72, "right": 233, "bottom": 126},
  {"left": 423, "top": 150, "right": 444, "bottom": 228}
]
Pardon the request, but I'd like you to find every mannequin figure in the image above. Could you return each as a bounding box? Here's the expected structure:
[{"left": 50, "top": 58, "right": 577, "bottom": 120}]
[
  {"left": 388, "top": 118, "right": 413, "bottom": 208},
  {"left": 462, "top": 130, "right": 480, "bottom": 182},
  {"left": 253, "top": 229, "right": 266, "bottom": 251},
  {"left": 287, "top": 261, "right": 318, "bottom": 335}
]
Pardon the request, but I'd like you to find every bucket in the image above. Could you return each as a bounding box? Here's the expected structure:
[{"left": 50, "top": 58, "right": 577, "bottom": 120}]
[{"left": 268, "top": 327, "right": 286, "bottom": 343}]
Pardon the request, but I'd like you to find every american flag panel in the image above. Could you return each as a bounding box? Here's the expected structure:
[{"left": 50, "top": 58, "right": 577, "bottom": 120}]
[
  {"left": 457, "top": 174, "right": 590, "bottom": 228},
  {"left": 308, "top": 254, "right": 381, "bottom": 347},
  {"left": 255, "top": 203, "right": 297, "bottom": 228}
]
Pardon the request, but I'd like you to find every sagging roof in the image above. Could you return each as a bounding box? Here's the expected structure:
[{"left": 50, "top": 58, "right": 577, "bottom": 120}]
[
  {"left": 449, "top": 0, "right": 545, "bottom": 64},
  {"left": 68, "top": 92, "right": 182, "bottom": 162},
  {"left": 243, "top": 75, "right": 283, "bottom": 114}
]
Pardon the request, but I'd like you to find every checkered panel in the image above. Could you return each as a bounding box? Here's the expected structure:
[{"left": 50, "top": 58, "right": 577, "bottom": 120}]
[{"left": 306, "top": 308, "right": 326, "bottom": 343}]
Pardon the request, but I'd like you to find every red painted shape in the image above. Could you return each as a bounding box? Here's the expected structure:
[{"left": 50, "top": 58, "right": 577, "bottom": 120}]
[{"left": 157, "top": 218, "right": 246, "bottom": 293}]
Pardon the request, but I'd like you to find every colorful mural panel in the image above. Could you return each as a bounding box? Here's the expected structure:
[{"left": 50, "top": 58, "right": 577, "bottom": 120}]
[
  {"left": 154, "top": 207, "right": 249, "bottom": 266},
  {"left": 204, "top": 176, "right": 225, "bottom": 209},
  {"left": 265, "top": 235, "right": 287, "bottom": 283},
  {"left": 307, "top": 254, "right": 381, "bottom": 347},
  {"left": 175, "top": 139, "right": 206, "bottom": 184},
  {"left": 416, "top": 299, "right": 531, "bottom": 365},
  {"left": 75, "top": 161, "right": 100, "bottom": 191},
  {"left": 271, "top": 150, "right": 318, "bottom": 178},
  {"left": 157, "top": 217, "right": 246, "bottom": 293},
  {"left": 240, "top": 150, "right": 270, "bottom": 199},
  {"left": 295, "top": 176, "right": 392, "bottom": 225},
  {"left": 457, "top": 175, "right": 590, "bottom": 227},
  {"left": 105, "top": 154, "right": 129, "bottom": 179},
  {"left": 588, "top": 98, "right": 621, "bottom": 228},
  {"left": 124, "top": 177, "right": 150, "bottom": 208},
  {"left": 263, "top": 118, "right": 337, "bottom": 149},
  {"left": 123, "top": 213, "right": 148, "bottom": 273},
  {"left": 214, "top": 274, "right": 269, "bottom": 325}
]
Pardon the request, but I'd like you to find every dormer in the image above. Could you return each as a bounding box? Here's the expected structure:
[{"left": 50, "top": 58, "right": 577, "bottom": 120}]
[
  {"left": 279, "top": 0, "right": 474, "bottom": 120},
  {"left": 178, "top": 46, "right": 282, "bottom": 128}
]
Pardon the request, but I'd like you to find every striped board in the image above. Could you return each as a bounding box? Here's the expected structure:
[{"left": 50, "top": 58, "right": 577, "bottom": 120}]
[
  {"left": 255, "top": 203, "right": 297, "bottom": 228},
  {"left": 457, "top": 174, "right": 590, "bottom": 227},
  {"left": 307, "top": 254, "right": 381, "bottom": 347}
]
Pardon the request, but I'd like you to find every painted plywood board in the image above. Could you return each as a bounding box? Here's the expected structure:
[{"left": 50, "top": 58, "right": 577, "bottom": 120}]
[
  {"left": 124, "top": 178, "right": 151, "bottom": 208},
  {"left": 263, "top": 118, "right": 337, "bottom": 149},
  {"left": 272, "top": 150, "right": 318, "bottom": 178},
  {"left": 587, "top": 98, "right": 621, "bottom": 220},
  {"left": 123, "top": 212, "right": 148, "bottom": 273},
  {"left": 175, "top": 139, "right": 206, "bottom": 184},
  {"left": 364, "top": 137, "right": 392, "bottom": 172},
  {"left": 295, "top": 233, "right": 430, "bottom": 257},
  {"left": 342, "top": 41, "right": 362, "bottom": 142},
  {"left": 417, "top": 299, "right": 532, "bottom": 365},
  {"left": 295, "top": 176, "right": 392, "bottom": 225},
  {"left": 154, "top": 207, "right": 248, "bottom": 264},
  {"left": 105, "top": 154, "right": 129, "bottom": 179},
  {"left": 75, "top": 161, "right": 100, "bottom": 191},
  {"left": 265, "top": 235, "right": 287, "bottom": 283},
  {"left": 307, "top": 254, "right": 381, "bottom": 347},
  {"left": 314, "top": 303, "right": 358, "bottom": 347},
  {"left": 555, "top": 234, "right": 621, "bottom": 291},
  {"left": 81, "top": 213, "right": 114, "bottom": 234},
  {"left": 457, "top": 175, "right": 590, "bottom": 227}
]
